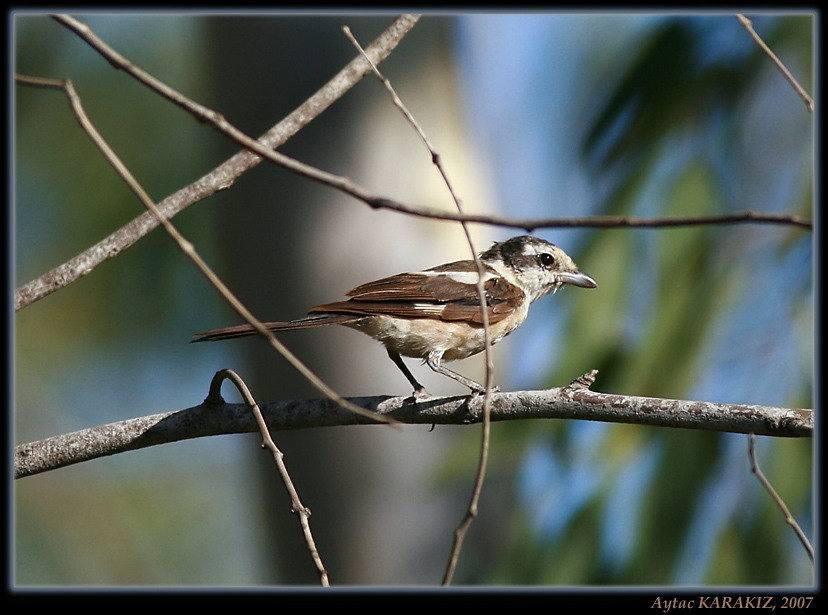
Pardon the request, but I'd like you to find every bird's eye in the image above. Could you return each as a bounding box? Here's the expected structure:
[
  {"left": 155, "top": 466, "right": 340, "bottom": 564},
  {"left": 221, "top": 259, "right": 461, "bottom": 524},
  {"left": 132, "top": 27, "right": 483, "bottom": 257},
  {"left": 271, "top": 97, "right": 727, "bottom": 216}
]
[{"left": 539, "top": 253, "right": 555, "bottom": 268}]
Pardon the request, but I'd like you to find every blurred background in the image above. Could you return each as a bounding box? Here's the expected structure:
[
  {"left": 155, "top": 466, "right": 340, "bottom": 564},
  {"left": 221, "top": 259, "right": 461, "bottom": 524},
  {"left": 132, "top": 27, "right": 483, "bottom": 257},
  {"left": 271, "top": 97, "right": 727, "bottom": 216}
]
[{"left": 13, "top": 12, "right": 813, "bottom": 586}]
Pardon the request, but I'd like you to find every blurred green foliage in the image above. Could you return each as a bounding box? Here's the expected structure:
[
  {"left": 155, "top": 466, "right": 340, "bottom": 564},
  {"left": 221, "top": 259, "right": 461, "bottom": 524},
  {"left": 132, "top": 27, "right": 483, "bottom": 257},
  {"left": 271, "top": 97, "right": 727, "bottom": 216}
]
[{"left": 476, "top": 15, "right": 813, "bottom": 586}]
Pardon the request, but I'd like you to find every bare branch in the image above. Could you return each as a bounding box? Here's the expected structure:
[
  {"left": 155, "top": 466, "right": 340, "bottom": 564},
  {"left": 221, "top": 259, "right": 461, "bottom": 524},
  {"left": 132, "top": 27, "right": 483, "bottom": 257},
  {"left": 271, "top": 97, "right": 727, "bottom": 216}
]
[
  {"left": 747, "top": 434, "right": 814, "bottom": 562},
  {"left": 15, "top": 381, "right": 812, "bottom": 479},
  {"left": 736, "top": 14, "right": 814, "bottom": 112},
  {"left": 210, "top": 370, "right": 329, "bottom": 586}
]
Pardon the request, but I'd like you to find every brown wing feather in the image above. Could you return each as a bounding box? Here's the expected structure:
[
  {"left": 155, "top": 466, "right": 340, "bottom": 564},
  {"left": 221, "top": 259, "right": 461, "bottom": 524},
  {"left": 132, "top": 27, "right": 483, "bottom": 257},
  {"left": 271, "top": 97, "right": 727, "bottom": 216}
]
[
  {"left": 345, "top": 273, "right": 446, "bottom": 302},
  {"left": 311, "top": 264, "right": 524, "bottom": 326},
  {"left": 343, "top": 260, "right": 477, "bottom": 301},
  {"left": 438, "top": 277, "right": 524, "bottom": 324}
]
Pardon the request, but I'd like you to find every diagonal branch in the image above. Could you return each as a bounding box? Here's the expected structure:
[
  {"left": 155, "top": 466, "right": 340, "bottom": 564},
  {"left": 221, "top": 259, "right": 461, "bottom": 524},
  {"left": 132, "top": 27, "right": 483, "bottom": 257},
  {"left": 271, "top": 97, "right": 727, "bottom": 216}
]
[
  {"left": 209, "top": 369, "right": 330, "bottom": 585},
  {"left": 736, "top": 14, "right": 814, "bottom": 112},
  {"left": 747, "top": 434, "right": 814, "bottom": 562}
]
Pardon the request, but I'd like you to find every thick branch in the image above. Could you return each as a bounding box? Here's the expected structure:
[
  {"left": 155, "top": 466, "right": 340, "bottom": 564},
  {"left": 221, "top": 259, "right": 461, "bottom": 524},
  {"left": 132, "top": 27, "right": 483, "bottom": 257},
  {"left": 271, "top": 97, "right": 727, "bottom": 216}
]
[{"left": 15, "top": 387, "right": 812, "bottom": 479}]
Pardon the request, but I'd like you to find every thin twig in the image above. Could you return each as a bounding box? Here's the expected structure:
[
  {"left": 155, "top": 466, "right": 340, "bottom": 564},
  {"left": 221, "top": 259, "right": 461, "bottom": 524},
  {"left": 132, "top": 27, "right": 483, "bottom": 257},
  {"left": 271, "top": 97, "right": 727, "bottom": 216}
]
[
  {"left": 747, "top": 434, "right": 814, "bottom": 562},
  {"left": 17, "top": 72, "right": 393, "bottom": 426},
  {"left": 736, "top": 14, "right": 814, "bottom": 112},
  {"left": 209, "top": 369, "right": 329, "bottom": 585},
  {"left": 343, "top": 25, "right": 495, "bottom": 585}
]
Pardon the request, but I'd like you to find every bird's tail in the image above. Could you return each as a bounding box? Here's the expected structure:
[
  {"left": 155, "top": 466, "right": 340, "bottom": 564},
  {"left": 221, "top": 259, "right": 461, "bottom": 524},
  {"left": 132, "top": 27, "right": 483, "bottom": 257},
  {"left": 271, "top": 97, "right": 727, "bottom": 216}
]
[{"left": 191, "top": 313, "right": 357, "bottom": 343}]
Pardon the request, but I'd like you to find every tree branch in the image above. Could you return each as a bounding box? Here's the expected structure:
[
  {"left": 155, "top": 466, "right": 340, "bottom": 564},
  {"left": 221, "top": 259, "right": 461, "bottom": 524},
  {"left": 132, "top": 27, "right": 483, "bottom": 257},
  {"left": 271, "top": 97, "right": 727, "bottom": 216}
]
[
  {"left": 15, "top": 379, "right": 812, "bottom": 479},
  {"left": 210, "top": 369, "right": 330, "bottom": 585},
  {"left": 747, "top": 433, "right": 814, "bottom": 562},
  {"left": 736, "top": 14, "right": 814, "bottom": 112}
]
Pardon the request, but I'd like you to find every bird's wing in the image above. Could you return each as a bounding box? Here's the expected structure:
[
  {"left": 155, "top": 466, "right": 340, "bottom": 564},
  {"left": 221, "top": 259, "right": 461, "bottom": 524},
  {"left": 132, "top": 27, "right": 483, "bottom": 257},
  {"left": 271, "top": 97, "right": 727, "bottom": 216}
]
[{"left": 309, "top": 260, "right": 525, "bottom": 325}]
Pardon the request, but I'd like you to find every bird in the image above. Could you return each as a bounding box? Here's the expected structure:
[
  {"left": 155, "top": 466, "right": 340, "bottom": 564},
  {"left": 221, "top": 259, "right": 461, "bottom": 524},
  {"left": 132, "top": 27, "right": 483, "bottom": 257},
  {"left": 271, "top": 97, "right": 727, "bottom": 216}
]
[{"left": 192, "top": 235, "right": 597, "bottom": 396}]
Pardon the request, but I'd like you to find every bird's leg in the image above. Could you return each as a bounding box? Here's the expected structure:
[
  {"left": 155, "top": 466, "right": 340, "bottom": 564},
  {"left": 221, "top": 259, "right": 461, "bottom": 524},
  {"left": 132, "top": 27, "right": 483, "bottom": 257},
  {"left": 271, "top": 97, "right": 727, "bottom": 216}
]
[
  {"left": 386, "top": 349, "right": 429, "bottom": 398},
  {"left": 426, "top": 350, "right": 489, "bottom": 394}
]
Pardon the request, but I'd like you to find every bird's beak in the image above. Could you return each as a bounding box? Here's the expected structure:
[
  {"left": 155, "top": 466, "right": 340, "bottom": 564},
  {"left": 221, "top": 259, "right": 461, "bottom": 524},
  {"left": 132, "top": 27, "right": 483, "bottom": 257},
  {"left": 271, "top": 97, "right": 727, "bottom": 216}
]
[{"left": 560, "top": 271, "right": 598, "bottom": 289}]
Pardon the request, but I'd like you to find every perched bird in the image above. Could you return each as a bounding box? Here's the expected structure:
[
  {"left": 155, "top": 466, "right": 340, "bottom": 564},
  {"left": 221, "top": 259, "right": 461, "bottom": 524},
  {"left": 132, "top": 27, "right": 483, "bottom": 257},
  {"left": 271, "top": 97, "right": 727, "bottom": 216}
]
[{"left": 193, "top": 235, "right": 597, "bottom": 395}]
